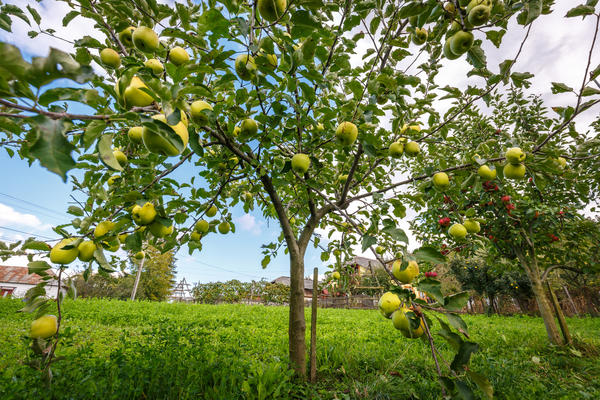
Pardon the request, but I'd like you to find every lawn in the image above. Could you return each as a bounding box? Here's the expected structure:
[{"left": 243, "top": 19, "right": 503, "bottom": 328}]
[{"left": 1, "top": 298, "right": 599, "bottom": 399}]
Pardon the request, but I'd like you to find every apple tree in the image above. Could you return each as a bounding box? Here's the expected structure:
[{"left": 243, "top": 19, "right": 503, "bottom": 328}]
[{"left": 0, "top": 0, "right": 598, "bottom": 392}]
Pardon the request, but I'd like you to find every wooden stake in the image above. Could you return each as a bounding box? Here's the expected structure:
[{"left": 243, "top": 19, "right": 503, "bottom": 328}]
[{"left": 310, "top": 267, "right": 318, "bottom": 383}]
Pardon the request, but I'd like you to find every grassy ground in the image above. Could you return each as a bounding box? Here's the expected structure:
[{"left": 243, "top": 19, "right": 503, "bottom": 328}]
[{"left": 1, "top": 298, "right": 599, "bottom": 399}]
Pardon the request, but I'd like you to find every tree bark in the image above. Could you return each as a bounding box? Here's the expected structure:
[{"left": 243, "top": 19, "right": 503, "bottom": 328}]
[
  {"left": 288, "top": 251, "right": 306, "bottom": 377},
  {"left": 515, "top": 248, "right": 565, "bottom": 345},
  {"left": 546, "top": 281, "right": 572, "bottom": 345}
]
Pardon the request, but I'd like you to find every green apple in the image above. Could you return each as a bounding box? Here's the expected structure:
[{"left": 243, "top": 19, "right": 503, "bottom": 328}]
[
  {"left": 392, "top": 260, "right": 419, "bottom": 284},
  {"left": 235, "top": 54, "right": 257, "bottom": 80},
  {"left": 392, "top": 307, "right": 425, "bottom": 338},
  {"left": 291, "top": 153, "right": 310, "bottom": 174},
  {"left": 557, "top": 157, "right": 567, "bottom": 168},
  {"left": 107, "top": 175, "right": 120, "bottom": 186},
  {"left": 463, "top": 219, "right": 481, "bottom": 233},
  {"left": 477, "top": 165, "right": 496, "bottom": 180},
  {"left": 195, "top": 219, "right": 210, "bottom": 233},
  {"left": 240, "top": 118, "right": 258, "bottom": 138},
  {"left": 30, "top": 315, "right": 58, "bottom": 339},
  {"left": 404, "top": 141, "right": 420, "bottom": 156},
  {"left": 100, "top": 48, "right": 121, "bottom": 68},
  {"left": 50, "top": 238, "right": 79, "bottom": 264},
  {"left": 206, "top": 205, "right": 218, "bottom": 218},
  {"left": 149, "top": 220, "right": 173, "bottom": 237},
  {"left": 144, "top": 58, "right": 164, "bottom": 75},
  {"left": 128, "top": 126, "right": 143, "bottom": 142},
  {"left": 505, "top": 147, "right": 525, "bottom": 164},
  {"left": 258, "top": 0, "right": 286, "bottom": 22},
  {"left": 389, "top": 142, "right": 404, "bottom": 158},
  {"left": 378, "top": 292, "right": 400, "bottom": 318},
  {"left": 190, "top": 100, "right": 213, "bottom": 124},
  {"left": 433, "top": 172, "right": 450, "bottom": 190},
  {"left": 466, "top": 0, "right": 492, "bottom": 14},
  {"left": 468, "top": 4, "right": 491, "bottom": 26},
  {"left": 134, "top": 251, "right": 145, "bottom": 260},
  {"left": 242, "top": 191, "right": 253, "bottom": 202},
  {"left": 131, "top": 202, "right": 157, "bottom": 225},
  {"left": 337, "top": 174, "right": 348, "bottom": 183},
  {"left": 450, "top": 31, "right": 474, "bottom": 55},
  {"left": 503, "top": 163, "right": 526, "bottom": 179},
  {"left": 218, "top": 221, "right": 231, "bottom": 234},
  {"left": 113, "top": 149, "right": 127, "bottom": 166},
  {"left": 375, "top": 245, "right": 385, "bottom": 255},
  {"left": 316, "top": 122, "right": 324, "bottom": 132},
  {"left": 123, "top": 76, "right": 154, "bottom": 107},
  {"left": 191, "top": 231, "right": 202, "bottom": 241},
  {"left": 444, "top": 2, "right": 456, "bottom": 13},
  {"left": 412, "top": 28, "right": 428, "bottom": 45},
  {"left": 142, "top": 114, "right": 189, "bottom": 156},
  {"left": 169, "top": 46, "right": 190, "bottom": 65},
  {"left": 448, "top": 223, "right": 467, "bottom": 239},
  {"left": 259, "top": 49, "right": 278, "bottom": 69},
  {"left": 132, "top": 26, "right": 159, "bottom": 52},
  {"left": 335, "top": 121, "right": 358, "bottom": 146},
  {"left": 94, "top": 220, "right": 115, "bottom": 238},
  {"left": 77, "top": 240, "right": 96, "bottom": 262},
  {"left": 118, "top": 233, "right": 128, "bottom": 244},
  {"left": 332, "top": 271, "right": 341, "bottom": 280},
  {"left": 444, "top": 38, "right": 461, "bottom": 60},
  {"left": 232, "top": 126, "right": 241, "bottom": 137},
  {"left": 118, "top": 26, "right": 135, "bottom": 47}
]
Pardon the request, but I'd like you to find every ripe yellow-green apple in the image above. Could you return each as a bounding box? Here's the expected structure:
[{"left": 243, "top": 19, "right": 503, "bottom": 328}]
[
  {"left": 206, "top": 205, "right": 218, "bottom": 217},
  {"left": 94, "top": 221, "right": 115, "bottom": 238},
  {"left": 444, "top": 1, "right": 456, "bottom": 13},
  {"left": 50, "top": 238, "right": 79, "bottom": 264},
  {"left": 333, "top": 249, "right": 341, "bottom": 257},
  {"left": 134, "top": 251, "right": 145, "bottom": 260},
  {"left": 143, "top": 114, "right": 189, "bottom": 156},
  {"left": 118, "top": 26, "right": 136, "bottom": 47},
  {"left": 332, "top": 271, "right": 341, "bottom": 280},
  {"left": 404, "top": 141, "right": 420, "bottom": 156},
  {"left": 259, "top": 49, "right": 278, "bottom": 68},
  {"left": 463, "top": 219, "right": 481, "bottom": 234},
  {"left": 392, "top": 307, "right": 425, "bottom": 338},
  {"left": 103, "top": 240, "right": 120, "bottom": 252},
  {"left": 234, "top": 54, "right": 257, "bottom": 80},
  {"left": 477, "top": 165, "right": 496, "bottom": 180},
  {"left": 503, "top": 163, "right": 526, "bottom": 179},
  {"left": 450, "top": 31, "right": 474, "bottom": 55},
  {"left": 77, "top": 241, "right": 96, "bottom": 262},
  {"left": 144, "top": 58, "right": 164, "bottom": 75},
  {"left": 432, "top": 172, "right": 450, "bottom": 190},
  {"left": 557, "top": 157, "right": 567, "bottom": 168},
  {"left": 128, "top": 126, "right": 143, "bottom": 142},
  {"left": 505, "top": 147, "right": 525, "bottom": 164},
  {"left": 123, "top": 76, "right": 154, "bottom": 107},
  {"left": 149, "top": 221, "right": 173, "bottom": 237},
  {"left": 107, "top": 175, "right": 120, "bottom": 186},
  {"left": 30, "top": 315, "right": 58, "bottom": 339},
  {"left": 240, "top": 118, "right": 258, "bottom": 138},
  {"left": 466, "top": 0, "right": 492, "bottom": 13},
  {"left": 100, "top": 48, "right": 121, "bottom": 68},
  {"left": 232, "top": 126, "right": 241, "bottom": 137},
  {"left": 132, "top": 26, "right": 159, "bottom": 52},
  {"left": 448, "top": 223, "right": 467, "bottom": 239},
  {"left": 389, "top": 142, "right": 404, "bottom": 158},
  {"left": 376, "top": 246, "right": 384, "bottom": 255},
  {"left": 113, "top": 149, "right": 127, "bottom": 166},
  {"left": 392, "top": 260, "right": 419, "bottom": 283},
  {"left": 443, "top": 37, "right": 461, "bottom": 60},
  {"left": 378, "top": 292, "right": 400, "bottom": 318},
  {"left": 218, "top": 222, "right": 231, "bottom": 234},
  {"left": 412, "top": 27, "right": 428, "bottom": 45},
  {"left": 337, "top": 174, "right": 348, "bottom": 183},
  {"left": 118, "top": 233, "right": 128, "bottom": 243},
  {"left": 190, "top": 100, "right": 213, "bottom": 124},
  {"left": 335, "top": 121, "right": 358, "bottom": 146},
  {"left": 242, "top": 191, "right": 253, "bottom": 202},
  {"left": 191, "top": 231, "right": 202, "bottom": 241},
  {"left": 195, "top": 219, "right": 210, "bottom": 233},
  {"left": 291, "top": 153, "right": 310, "bottom": 174},
  {"left": 258, "top": 0, "right": 286, "bottom": 22},
  {"left": 169, "top": 46, "right": 190, "bottom": 65},
  {"left": 468, "top": 4, "right": 491, "bottom": 26},
  {"left": 132, "top": 202, "right": 157, "bottom": 225}
]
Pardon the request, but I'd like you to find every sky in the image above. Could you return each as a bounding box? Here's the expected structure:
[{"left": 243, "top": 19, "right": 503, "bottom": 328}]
[{"left": 0, "top": 1, "right": 598, "bottom": 285}]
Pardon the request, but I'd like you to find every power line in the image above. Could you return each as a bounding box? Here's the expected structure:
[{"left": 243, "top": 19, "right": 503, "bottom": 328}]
[
  {"left": 0, "top": 225, "right": 58, "bottom": 241},
  {"left": 0, "top": 199, "right": 67, "bottom": 223},
  {"left": 0, "top": 192, "right": 68, "bottom": 217},
  {"left": 185, "top": 259, "right": 265, "bottom": 280}
]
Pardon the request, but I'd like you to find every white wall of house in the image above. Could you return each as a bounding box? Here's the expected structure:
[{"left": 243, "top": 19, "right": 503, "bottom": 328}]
[{"left": 0, "top": 282, "right": 60, "bottom": 298}]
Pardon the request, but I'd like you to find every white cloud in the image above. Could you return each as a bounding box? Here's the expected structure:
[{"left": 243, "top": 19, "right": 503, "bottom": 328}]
[
  {"left": 0, "top": 203, "right": 52, "bottom": 230},
  {"left": 235, "top": 214, "right": 263, "bottom": 235}
]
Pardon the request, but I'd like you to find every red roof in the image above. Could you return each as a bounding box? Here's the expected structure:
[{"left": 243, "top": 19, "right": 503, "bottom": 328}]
[{"left": 0, "top": 265, "right": 56, "bottom": 285}]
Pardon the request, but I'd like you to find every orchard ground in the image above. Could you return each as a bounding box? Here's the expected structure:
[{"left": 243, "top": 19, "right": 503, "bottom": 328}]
[{"left": 1, "top": 298, "right": 599, "bottom": 399}]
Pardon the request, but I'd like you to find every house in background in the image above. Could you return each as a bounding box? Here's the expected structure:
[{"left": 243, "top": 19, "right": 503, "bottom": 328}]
[
  {"left": 271, "top": 276, "right": 321, "bottom": 300},
  {"left": 345, "top": 256, "right": 385, "bottom": 276},
  {"left": 0, "top": 265, "right": 61, "bottom": 298}
]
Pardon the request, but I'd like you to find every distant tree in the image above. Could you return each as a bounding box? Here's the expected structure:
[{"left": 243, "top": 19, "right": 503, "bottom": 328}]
[{"left": 136, "top": 246, "right": 176, "bottom": 301}]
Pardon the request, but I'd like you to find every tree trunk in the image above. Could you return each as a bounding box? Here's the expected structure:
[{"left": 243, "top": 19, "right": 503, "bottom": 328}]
[
  {"left": 516, "top": 249, "right": 564, "bottom": 345},
  {"left": 546, "top": 281, "right": 572, "bottom": 345},
  {"left": 288, "top": 251, "right": 306, "bottom": 377}
]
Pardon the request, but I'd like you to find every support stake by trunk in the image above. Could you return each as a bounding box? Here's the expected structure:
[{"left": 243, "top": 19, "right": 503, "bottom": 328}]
[
  {"left": 131, "top": 256, "right": 145, "bottom": 301},
  {"left": 562, "top": 285, "right": 578, "bottom": 316},
  {"left": 546, "top": 281, "right": 572, "bottom": 345},
  {"left": 310, "top": 267, "right": 318, "bottom": 383}
]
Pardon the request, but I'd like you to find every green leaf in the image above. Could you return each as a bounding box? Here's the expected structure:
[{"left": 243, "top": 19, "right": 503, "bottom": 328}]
[
  {"left": 446, "top": 313, "right": 469, "bottom": 336},
  {"left": 261, "top": 254, "right": 271, "bottom": 269},
  {"left": 28, "top": 261, "right": 52, "bottom": 274},
  {"left": 590, "top": 64, "right": 600, "bottom": 80},
  {"left": 361, "top": 235, "right": 377, "bottom": 253},
  {"left": 456, "top": 380, "right": 475, "bottom": 400},
  {"left": 467, "top": 46, "right": 486, "bottom": 69},
  {"left": 94, "top": 248, "right": 115, "bottom": 272},
  {"left": 96, "top": 134, "right": 123, "bottom": 171},
  {"left": 565, "top": 5, "right": 595, "bottom": 17},
  {"left": 550, "top": 82, "right": 574, "bottom": 94},
  {"left": 399, "top": 2, "right": 428, "bottom": 18},
  {"left": 29, "top": 116, "right": 76, "bottom": 181},
  {"left": 526, "top": 0, "right": 542, "bottom": 24},
  {"left": 320, "top": 251, "right": 330, "bottom": 262},
  {"left": 444, "top": 291, "right": 470, "bottom": 311},
  {"left": 22, "top": 241, "right": 51, "bottom": 251},
  {"left": 62, "top": 10, "right": 79, "bottom": 26},
  {"left": 582, "top": 86, "right": 600, "bottom": 96},
  {"left": 451, "top": 341, "right": 479, "bottom": 372},
  {"left": 26, "top": 5, "right": 41, "bottom": 24},
  {"left": 485, "top": 30, "right": 506, "bottom": 48},
  {"left": 417, "top": 278, "right": 444, "bottom": 304},
  {"left": 83, "top": 120, "right": 106, "bottom": 149},
  {"left": 19, "top": 296, "right": 47, "bottom": 313},
  {"left": 435, "top": 315, "right": 463, "bottom": 350},
  {"left": 0, "top": 42, "right": 30, "bottom": 80},
  {"left": 467, "top": 370, "right": 494, "bottom": 399},
  {"left": 413, "top": 246, "right": 446, "bottom": 264}
]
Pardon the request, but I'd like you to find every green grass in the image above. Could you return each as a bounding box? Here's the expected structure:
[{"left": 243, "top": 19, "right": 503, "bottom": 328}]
[{"left": 1, "top": 298, "right": 599, "bottom": 399}]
